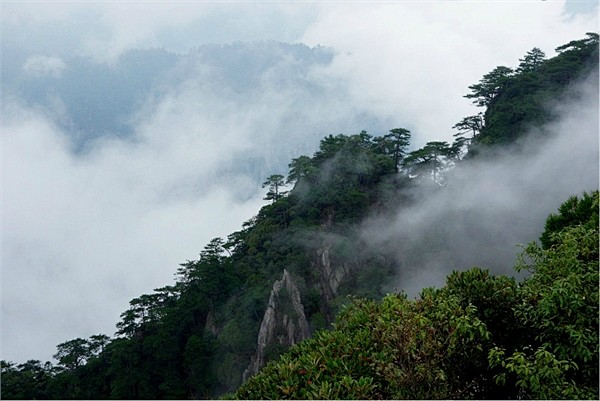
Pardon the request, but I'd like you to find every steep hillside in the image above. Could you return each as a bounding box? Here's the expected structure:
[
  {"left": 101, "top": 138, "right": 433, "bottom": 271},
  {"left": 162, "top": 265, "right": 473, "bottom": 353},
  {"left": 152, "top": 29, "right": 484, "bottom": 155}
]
[
  {"left": 458, "top": 32, "right": 598, "bottom": 150},
  {"left": 234, "top": 191, "right": 599, "bottom": 400},
  {"left": 1, "top": 34, "right": 597, "bottom": 400}
]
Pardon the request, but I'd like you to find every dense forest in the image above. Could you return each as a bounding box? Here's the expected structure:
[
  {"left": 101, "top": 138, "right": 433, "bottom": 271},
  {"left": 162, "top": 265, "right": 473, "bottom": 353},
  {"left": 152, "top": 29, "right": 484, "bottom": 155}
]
[
  {"left": 234, "top": 190, "right": 599, "bottom": 399},
  {"left": 1, "top": 33, "right": 598, "bottom": 399}
]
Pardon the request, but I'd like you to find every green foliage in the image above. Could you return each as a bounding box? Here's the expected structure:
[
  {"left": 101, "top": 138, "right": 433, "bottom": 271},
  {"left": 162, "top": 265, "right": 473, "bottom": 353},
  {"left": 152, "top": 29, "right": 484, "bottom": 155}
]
[
  {"left": 374, "top": 128, "right": 411, "bottom": 173},
  {"left": 443, "top": 268, "right": 521, "bottom": 356},
  {"left": 540, "top": 190, "right": 599, "bottom": 249},
  {"left": 471, "top": 33, "right": 598, "bottom": 147},
  {"left": 403, "top": 140, "right": 459, "bottom": 185},
  {"left": 290, "top": 130, "right": 398, "bottom": 223},
  {"left": 53, "top": 338, "right": 92, "bottom": 370},
  {"left": 465, "top": 65, "right": 514, "bottom": 107},
  {"left": 183, "top": 335, "right": 216, "bottom": 398},
  {"left": 287, "top": 155, "right": 317, "bottom": 185},
  {"left": 262, "top": 174, "right": 288, "bottom": 203},
  {"left": 234, "top": 192, "right": 599, "bottom": 400},
  {"left": 1, "top": 360, "right": 56, "bottom": 400},
  {"left": 516, "top": 47, "right": 546, "bottom": 73},
  {"left": 487, "top": 192, "right": 599, "bottom": 399},
  {"left": 489, "top": 346, "right": 582, "bottom": 399},
  {"left": 492, "top": 224, "right": 599, "bottom": 399},
  {"left": 3, "top": 35, "right": 597, "bottom": 400},
  {"left": 452, "top": 113, "right": 484, "bottom": 139},
  {"left": 234, "top": 289, "right": 497, "bottom": 399}
]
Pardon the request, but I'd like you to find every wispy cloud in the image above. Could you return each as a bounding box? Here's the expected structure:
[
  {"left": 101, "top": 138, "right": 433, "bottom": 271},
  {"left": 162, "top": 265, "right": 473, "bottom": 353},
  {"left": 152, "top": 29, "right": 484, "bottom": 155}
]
[
  {"left": 361, "top": 72, "right": 599, "bottom": 297},
  {"left": 1, "top": 1, "right": 597, "bottom": 364},
  {"left": 300, "top": 1, "right": 597, "bottom": 146},
  {"left": 2, "top": 96, "right": 267, "bottom": 363}
]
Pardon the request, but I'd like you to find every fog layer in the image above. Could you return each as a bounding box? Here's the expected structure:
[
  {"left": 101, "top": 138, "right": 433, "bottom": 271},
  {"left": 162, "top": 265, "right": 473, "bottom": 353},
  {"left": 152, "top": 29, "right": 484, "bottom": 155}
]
[{"left": 362, "top": 72, "right": 599, "bottom": 297}]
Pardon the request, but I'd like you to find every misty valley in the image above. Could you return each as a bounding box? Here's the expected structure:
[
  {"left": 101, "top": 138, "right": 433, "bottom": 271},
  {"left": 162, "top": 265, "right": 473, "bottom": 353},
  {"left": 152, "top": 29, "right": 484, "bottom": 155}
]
[{"left": 2, "top": 34, "right": 599, "bottom": 400}]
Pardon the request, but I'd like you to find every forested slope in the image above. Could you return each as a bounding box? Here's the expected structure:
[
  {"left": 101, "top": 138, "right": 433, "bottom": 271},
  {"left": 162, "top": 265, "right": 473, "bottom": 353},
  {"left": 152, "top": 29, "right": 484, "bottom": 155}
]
[
  {"left": 457, "top": 33, "right": 599, "bottom": 149},
  {"left": 233, "top": 191, "right": 599, "bottom": 399},
  {"left": 1, "top": 34, "right": 598, "bottom": 400}
]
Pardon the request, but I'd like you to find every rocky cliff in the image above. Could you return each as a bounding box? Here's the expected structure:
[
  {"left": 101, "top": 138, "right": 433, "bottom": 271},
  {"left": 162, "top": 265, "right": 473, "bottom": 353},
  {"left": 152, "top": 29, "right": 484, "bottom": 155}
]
[
  {"left": 315, "top": 244, "right": 350, "bottom": 324},
  {"left": 242, "top": 269, "right": 310, "bottom": 381}
]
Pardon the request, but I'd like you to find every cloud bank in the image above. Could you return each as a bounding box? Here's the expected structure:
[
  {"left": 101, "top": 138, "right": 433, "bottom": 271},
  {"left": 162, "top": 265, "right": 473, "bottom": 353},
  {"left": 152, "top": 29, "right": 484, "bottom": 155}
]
[
  {"left": 361, "top": 72, "right": 599, "bottom": 297},
  {"left": 1, "top": 1, "right": 597, "bottom": 363},
  {"left": 2, "top": 96, "right": 267, "bottom": 363}
]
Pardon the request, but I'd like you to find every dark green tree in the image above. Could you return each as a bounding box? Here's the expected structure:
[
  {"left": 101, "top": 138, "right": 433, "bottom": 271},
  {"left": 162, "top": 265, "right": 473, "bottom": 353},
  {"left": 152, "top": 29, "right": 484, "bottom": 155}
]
[
  {"left": 452, "top": 113, "right": 484, "bottom": 155},
  {"left": 88, "top": 334, "right": 111, "bottom": 357},
  {"left": 539, "top": 190, "right": 598, "bottom": 249},
  {"left": 516, "top": 47, "right": 546, "bottom": 73},
  {"left": 464, "top": 66, "right": 514, "bottom": 107},
  {"left": 374, "top": 128, "right": 411, "bottom": 173},
  {"left": 403, "top": 141, "right": 455, "bottom": 184},
  {"left": 183, "top": 334, "right": 216, "bottom": 398},
  {"left": 262, "top": 174, "right": 287, "bottom": 203},
  {"left": 452, "top": 113, "right": 484, "bottom": 141},
  {"left": 287, "top": 155, "right": 316, "bottom": 185},
  {"left": 53, "top": 338, "right": 91, "bottom": 371},
  {"left": 1, "top": 360, "right": 55, "bottom": 399}
]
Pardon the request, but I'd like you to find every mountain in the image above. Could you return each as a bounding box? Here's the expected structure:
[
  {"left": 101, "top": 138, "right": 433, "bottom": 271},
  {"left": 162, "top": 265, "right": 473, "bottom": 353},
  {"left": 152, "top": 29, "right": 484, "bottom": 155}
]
[
  {"left": 1, "top": 34, "right": 598, "bottom": 400},
  {"left": 463, "top": 33, "right": 599, "bottom": 151},
  {"left": 234, "top": 190, "right": 599, "bottom": 399},
  {"left": 5, "top": 43, "right": 333, "bottom": 146},
  {"left": 4, "top": 42, "right": 384, "bottom": 185}
]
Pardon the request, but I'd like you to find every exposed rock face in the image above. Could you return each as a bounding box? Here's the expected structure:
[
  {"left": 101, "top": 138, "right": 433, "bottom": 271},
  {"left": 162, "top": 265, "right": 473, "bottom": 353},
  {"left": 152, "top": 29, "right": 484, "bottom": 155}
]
[
  {"left": 243, "top": 269, "right": 310, "bottom": 381},
  {"left": 242, "top": 231, "right": 354, "bottom": 382},
  {"left": 205, "top": 310, "right": 220, "bottom": 336},
  {"left": 316, "top": 244, "right": 350, "bottom": 324},
  {"left": 318, "top": 246, "right": 348, "bottom": 298}
]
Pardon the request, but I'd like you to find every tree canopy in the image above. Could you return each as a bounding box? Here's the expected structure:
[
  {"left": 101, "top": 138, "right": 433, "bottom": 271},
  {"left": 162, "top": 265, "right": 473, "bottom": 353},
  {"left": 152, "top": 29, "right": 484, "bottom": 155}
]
[
  {"left": 470, "top": 32, "right": 598, "bottom": 146},
  {"left": 234, "top": 191, "right": 599, "bottom": 400},
  {"left": 2, "top": 34, "right": 598, "bottom": 400}
]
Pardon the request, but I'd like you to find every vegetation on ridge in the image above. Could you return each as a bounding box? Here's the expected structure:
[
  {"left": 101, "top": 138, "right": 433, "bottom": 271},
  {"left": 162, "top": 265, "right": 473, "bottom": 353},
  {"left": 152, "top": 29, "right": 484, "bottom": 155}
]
[
  {"left": 1, "top": 34, "right": 598, "bottom": 400},
  {"left": 233, "top": 191, "right": 599, "bottom": 399}
]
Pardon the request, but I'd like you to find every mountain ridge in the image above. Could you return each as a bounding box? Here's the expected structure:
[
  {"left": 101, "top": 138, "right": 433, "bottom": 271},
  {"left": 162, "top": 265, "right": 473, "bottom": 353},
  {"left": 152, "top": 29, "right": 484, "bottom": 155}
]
[{"left": 1, "top": 33, "right": 598, "bottom": 400}]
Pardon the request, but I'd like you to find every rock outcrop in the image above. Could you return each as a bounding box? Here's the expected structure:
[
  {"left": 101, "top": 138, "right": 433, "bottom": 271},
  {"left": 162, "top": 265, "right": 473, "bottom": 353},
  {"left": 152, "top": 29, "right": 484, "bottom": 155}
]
[
  {"left": 317, "top": 246, "right": 348, "bottom": 300},
  {"left": 315, "top": 244, "right": 350, "bottom": 324},
  {"left": 205, "top": 310, "right": 220, "bottom": 336},
  {"left": 242, "top": 233, "right": 354, "bottom": 382},
  {"left": 242, "top": 269, "right": 310, "bottom": 381}
]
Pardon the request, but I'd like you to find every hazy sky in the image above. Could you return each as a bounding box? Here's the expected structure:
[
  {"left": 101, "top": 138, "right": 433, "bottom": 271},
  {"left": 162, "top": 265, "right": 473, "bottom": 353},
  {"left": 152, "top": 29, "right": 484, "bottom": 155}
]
[{"left": 1, "top": 1, "right": 598, "bottom": 364}]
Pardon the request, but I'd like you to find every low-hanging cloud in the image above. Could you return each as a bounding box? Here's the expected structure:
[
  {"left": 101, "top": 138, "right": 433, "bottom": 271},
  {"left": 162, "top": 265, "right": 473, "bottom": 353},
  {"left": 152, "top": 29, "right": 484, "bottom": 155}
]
[
  {"left": 1, "top": 2, "right": 318, "bottom": 64},
  {"left": 2, "top": 1, "right": 597, "bottom": 365},
  {"left": 361, "top": 71, "right": 599, "bottom": 297},
  {"left": 1, "top": 43, "right": 406, "bottom": 364},
  {"left": 1, "top": 93, "right": 268, "bottom": 364}
]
